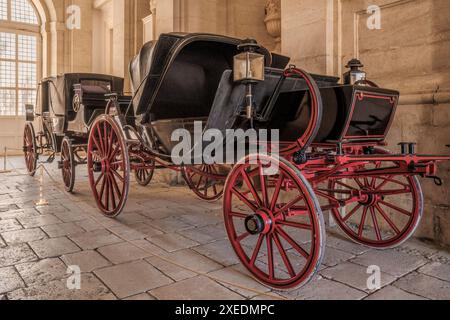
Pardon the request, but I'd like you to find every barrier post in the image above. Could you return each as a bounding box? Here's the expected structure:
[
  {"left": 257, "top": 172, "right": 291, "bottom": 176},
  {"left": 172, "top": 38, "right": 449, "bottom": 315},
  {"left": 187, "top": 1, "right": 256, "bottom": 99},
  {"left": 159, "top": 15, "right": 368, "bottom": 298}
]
[
  {"left": 0, "top": 147, "right": 11, "bottom": 174},
  {"left": 35, "top": 165, "right": 49, "bottom": 207}
]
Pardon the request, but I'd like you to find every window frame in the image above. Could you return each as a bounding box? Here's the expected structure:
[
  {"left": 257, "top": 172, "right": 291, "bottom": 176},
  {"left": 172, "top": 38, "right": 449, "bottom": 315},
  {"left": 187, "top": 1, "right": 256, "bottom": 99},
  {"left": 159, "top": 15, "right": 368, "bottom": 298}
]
[{"left": 0, "top": 0, "right": 41, "bottom": 119}]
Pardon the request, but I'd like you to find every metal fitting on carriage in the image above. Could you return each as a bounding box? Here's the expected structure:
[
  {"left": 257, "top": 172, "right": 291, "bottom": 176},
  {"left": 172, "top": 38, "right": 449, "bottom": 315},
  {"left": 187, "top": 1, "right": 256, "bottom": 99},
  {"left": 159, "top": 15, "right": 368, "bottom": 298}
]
[
  {"left": 398, "top": 142, "right": 417, "bottom": 155},
  {"left": 293, "top": 151, "right": 307, "bottom": 165}
]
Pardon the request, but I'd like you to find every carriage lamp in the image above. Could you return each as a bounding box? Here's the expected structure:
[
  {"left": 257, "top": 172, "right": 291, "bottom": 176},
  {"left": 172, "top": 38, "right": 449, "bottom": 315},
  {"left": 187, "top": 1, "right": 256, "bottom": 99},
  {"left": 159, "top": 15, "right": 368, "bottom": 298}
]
[
  {"left": 52, "top": 116, "right": 65, "bottom": 134},
  {"left": 343, "top": 58, "right": 366, "bottom": 85},
  {"left": 233, "top": 39, "right": 265, "bottom": 119}
]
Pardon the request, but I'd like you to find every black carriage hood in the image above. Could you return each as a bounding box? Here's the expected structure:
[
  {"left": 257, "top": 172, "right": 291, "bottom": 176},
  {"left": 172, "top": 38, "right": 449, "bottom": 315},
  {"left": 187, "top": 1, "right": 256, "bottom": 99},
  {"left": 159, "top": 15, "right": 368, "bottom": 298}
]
[
  {"left": 129, "top": 33, "right": 290, "bottom": 119},
  {"left": 43, "top": 73, "right": 124, "bottom": 116}
]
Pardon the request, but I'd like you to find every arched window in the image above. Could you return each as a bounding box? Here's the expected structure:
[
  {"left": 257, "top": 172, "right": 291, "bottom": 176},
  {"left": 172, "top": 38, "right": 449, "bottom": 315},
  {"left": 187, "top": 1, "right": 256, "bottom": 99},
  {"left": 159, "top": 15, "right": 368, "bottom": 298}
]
[{"left": 0, "top": 0, "right": 40, "bottom": 116}]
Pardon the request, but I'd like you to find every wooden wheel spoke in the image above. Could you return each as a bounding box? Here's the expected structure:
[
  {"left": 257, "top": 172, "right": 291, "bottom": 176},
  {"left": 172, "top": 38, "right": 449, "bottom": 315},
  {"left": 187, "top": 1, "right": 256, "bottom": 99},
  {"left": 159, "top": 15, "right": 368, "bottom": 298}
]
[
  {"left": 266, "top": 235, "right": 275, "bottom": 280},
  {"left": 259, "top": 166, "right": 269, "bottom": 207},
  {"left": 358, "top": 207, "right": 368, "bottom": 237},
  {"left": 274, "top": 194, "right": 304, "bottom": 217},
  {"left": 343, "top": 204, "right": 362, "bottom": 222},
  {"left": 229, "top": 212, "right": 248, "bottom": 219},
  {"left": 241, "top": 169, "right": 263, "bottom": 207},
  {"left": 276, "top": 227, "right": 309, "bottom": 260},
  {"left": 109, "top": 172, "right": 123, "bottom": 199},
  {"left": 273, "top": 232, "right": 296, "bottom": 278},
  {"left": 270, "top": 173, "right": 284, "bottom": 211},
  {"left": 231, "top": 187, "right": 258, "bottom": 211},
  {"left": 277, "top": 220, "right": 312, "bottom": 231},
  {"left": 249, "top": 234, "right": 264, "bottom": 266},
  {"left": 370, "top": 207, "right": 382, "bottom": 241},
  {"left": 235, "top": 232, "right": 250, "bottom": 243},
  {"left": 379, "top": 201, "right": 412, "bottom": 217},
  {"left": 375, "top": 204, "right": 401, "bottom": 235}
]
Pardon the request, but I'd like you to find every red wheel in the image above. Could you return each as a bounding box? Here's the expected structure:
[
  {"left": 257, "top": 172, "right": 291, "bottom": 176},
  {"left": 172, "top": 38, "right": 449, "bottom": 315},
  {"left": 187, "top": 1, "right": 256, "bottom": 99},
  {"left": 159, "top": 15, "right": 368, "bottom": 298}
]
[
  {"left": 183, "top": 164, "right": 228, "bottom": 201},
  {"left": 61, "top": 137, "right": 75, "bottom": 193},
  {"left": 135, "top": 166, "right": 154, "bottom": 187},
  {"left": 87, "top": 115, "right": 130, "bottom": 218},
  {"left": 327, "top": 149, "right": 423, "bottom": 249},
  {"left": 223, "top": 154, "right": 325, "bottom": 290},
  {"left": 23, "top": 123, "right": 37, "bottom": 176}
]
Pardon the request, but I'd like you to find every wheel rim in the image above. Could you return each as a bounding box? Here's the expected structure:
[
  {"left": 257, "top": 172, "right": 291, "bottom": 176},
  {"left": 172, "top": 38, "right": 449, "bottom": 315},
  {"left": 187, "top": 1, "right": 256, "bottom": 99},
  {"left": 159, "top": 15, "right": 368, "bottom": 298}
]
[
  {"left": 61, "top": 139, "right": 75, "bottom": 192},
  {"left": 223, "top": 155, "right": 325, "bottom": 289},
  {"left": 87, "top": 116, "right": 130, "bottom": 217},
  {"left": 327, "top": 149, "right": 423, "bottom": 248},
  {"left": 23, "top": 124, "right": 37, "bottom": 176},
  {"left": 184, "top": 164, "right": 226, "bottom": 201}
]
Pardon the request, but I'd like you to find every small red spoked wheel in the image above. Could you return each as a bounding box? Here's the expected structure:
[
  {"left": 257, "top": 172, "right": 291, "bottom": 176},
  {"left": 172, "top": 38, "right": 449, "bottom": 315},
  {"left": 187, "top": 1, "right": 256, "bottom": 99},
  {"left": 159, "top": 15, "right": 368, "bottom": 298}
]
[
  {"left": 223, "top": 154, "right": 325, "bottom": 290},
  {"left": 135, "top": 165, "right": 155, "bottom": 187},
  {"left": 328, "top": 149, "right": 423, "bottom": 249},
  {"left": 61, "top": 137, "right": 75, "bottom": 193},
  {"left": 183, "top": 164, "right": 228, "bottom": 201},
  {"left": 87, "top": 115, "right": 130, "bottom": 218},
  {"left": 23, "top": 123, "right": 37, "bottom": 176}
]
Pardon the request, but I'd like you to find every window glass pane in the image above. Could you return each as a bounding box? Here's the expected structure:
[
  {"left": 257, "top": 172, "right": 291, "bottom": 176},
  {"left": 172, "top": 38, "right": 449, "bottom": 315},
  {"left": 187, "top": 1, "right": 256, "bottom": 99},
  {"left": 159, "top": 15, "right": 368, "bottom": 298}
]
[
  {"left": 0, "top": 89, "right": 16, "bottom": 116},
  {"left": 0, "top": 0, "right": 7, "bottom": 20},
  {"left": 18, "top": 89, "right": 36, "bottom": 115},
  {"left": 0, "top": 61, "right": 16, "bottom": 87},
  {"left": 0, "top": 32, "right": 16, "bottom": 59},
  {"left": 11, "top": 0, "right": 38, "bottom": 25},
  {"left": 18, "top": 62, "right": 36, "bottom": 88},
  {"left": 18, "top": 34, "right": 37, "bottom": 61}
]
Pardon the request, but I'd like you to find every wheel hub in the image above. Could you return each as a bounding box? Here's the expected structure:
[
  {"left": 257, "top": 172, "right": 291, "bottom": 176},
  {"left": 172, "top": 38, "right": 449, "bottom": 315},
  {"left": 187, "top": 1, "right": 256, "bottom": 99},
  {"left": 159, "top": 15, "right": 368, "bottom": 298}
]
[{"left": 245, "top": 210, "right": 273, "bottom": 235}]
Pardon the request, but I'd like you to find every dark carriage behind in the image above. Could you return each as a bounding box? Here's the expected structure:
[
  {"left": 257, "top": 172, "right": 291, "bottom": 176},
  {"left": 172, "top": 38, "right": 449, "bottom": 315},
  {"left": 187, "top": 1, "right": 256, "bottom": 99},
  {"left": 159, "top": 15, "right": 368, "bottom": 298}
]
[
  {"left": 82, "top": 32, "right": 450, "bottom": 290},
  {"left": 23, "top": 73, "right": 124, "bottom": 192}
]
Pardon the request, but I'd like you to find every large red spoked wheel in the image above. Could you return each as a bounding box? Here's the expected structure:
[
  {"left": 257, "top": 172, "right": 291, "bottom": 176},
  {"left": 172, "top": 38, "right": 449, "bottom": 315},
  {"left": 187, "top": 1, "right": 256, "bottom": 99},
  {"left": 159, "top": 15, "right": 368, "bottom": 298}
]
[
  {"left": 87, "top": 115, "right": 130, "bottom": 218},
  {"left": 60, "top": 137, "right": 75, "bottom": 193},
  {"left": 223, "top": 154, "right": 325, "bottom": 290},
  {"left": 183, "top": 164, "right": 228, "bottom": 201},
  {"left": 328, "top": 149, "right": 423, "bottom": 249},
  {"left": 23, "top": 123, "right": 37, "bottom": 176}
]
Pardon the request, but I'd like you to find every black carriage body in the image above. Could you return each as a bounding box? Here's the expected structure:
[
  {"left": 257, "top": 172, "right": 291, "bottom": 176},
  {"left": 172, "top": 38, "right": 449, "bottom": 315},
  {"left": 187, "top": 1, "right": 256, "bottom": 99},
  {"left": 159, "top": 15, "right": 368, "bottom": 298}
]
[{"left": 128, "top": 33, "right": 399, "bottom": 154}]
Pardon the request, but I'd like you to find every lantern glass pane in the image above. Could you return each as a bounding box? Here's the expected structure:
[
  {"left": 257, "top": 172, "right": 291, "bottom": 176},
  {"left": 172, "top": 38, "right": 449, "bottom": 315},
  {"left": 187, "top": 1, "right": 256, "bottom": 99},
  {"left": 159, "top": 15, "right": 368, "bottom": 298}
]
[{"left": 233, "top": 52, "right": 265, "bottom": 82}]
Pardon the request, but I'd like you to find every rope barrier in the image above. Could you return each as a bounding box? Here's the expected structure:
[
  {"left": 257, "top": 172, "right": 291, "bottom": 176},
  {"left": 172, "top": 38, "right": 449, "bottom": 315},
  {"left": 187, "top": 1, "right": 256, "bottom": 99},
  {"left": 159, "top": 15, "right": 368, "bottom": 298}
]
[{"left": 2, "top": 154, "right": 286, "bottom": 300}]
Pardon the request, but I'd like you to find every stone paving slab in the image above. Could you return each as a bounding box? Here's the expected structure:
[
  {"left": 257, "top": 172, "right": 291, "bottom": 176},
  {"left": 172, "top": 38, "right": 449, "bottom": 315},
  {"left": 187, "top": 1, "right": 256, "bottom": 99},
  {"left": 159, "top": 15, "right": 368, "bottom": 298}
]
[
  {"left": 7, "top": 273, "right": 116, "bottom": 300},
  {"left": 61, "top": 250, "right": 111, "bottom": 273},
  {"left": 94, "top": 260, "right": 173, "bottom": 299},
  {"left": 418, "top": 262, "right": 450, "bottom": 282},
  {"left": 69, "top": 229, "right": 123, "bottom": 250},
  {"left": 41, "top": 222, "right": 85, "bottom": 238},
  {"left": 148, "top": 233, "right": 199, "bottom": 253},
  {"left": 0, "top": 219, "right": 22, "bottom": 233},
  {"left": 16, "top": 258, "right": 68, "bottom": 286},
  {"left": 17, "top": 215, "right": 62, "bottom": 229},
  {"left": 97, "top": 242, "right": 152, "bottom": 265},
  {"left": 150, "top": 276, "right": 244, "bottom": 300},
  {"left": 193, "top": 239, "right": 241, "bottom": 267},
  {"left": 0, "top": 267, "right": 25, "bottom": 295},
  {"left": 29, "top": 237, "right": 80, "bottom": 259},
  {"left": 365, "top": 285, "right": 427, "bottom": 300},
  {"left": 1, "top": 228, "right": 47, "bottom": 245},
  {"left": 321, "top": 262, "right": 396, "bottom": 293},
  {"left": 146, "top": 256, "right": 198, "bottom": 282},
  {"left": 393, "top": 272, "right": 450, "bottom": 300},
  {"left": 0, "top": 244, "right": 37, "bottom": 268},
  {"left": 351, "top": 249, "right": 429, "bottom": 277}
]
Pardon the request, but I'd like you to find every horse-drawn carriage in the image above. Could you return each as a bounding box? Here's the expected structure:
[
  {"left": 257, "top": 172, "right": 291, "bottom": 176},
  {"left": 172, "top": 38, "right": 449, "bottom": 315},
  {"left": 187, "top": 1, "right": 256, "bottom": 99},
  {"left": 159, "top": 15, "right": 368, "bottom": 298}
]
[
  {"left": 27, "top": 32, "right": 449, "bottom": 290},
  {"left": 23, "top": 73, "right": 124, "bottom": 192}
]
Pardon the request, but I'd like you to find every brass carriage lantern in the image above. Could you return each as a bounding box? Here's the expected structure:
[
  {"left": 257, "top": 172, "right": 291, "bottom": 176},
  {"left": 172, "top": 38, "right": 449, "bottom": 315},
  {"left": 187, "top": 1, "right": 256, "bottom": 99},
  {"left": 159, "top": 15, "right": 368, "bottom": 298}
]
[
  {"left": 344, "top": 58, "right": 366, "bottom": 85},
  {"left": 233, "top": 39, "right": 265, "bottom": 119}
]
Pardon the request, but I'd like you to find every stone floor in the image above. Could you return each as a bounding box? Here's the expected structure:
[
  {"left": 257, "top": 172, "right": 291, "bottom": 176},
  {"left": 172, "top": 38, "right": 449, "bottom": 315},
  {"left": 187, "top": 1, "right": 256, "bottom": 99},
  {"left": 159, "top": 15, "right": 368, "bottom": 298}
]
[{"left": 1, "top": 156, "right": 450, "bottom": 300}]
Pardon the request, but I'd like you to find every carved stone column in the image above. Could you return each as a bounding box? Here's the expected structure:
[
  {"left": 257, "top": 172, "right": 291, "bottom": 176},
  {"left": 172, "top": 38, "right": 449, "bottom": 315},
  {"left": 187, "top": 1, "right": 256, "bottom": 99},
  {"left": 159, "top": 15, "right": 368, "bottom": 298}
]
[{"left": 264, "top": 0, "right": 281, "bottom": 52}]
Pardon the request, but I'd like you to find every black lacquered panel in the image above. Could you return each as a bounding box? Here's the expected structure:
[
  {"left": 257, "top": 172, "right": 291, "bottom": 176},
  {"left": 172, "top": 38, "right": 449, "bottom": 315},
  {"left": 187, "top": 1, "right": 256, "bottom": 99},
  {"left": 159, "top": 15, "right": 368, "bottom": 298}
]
[{"left": 344, "top": 90, "right": 398, "bottom": 139}]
